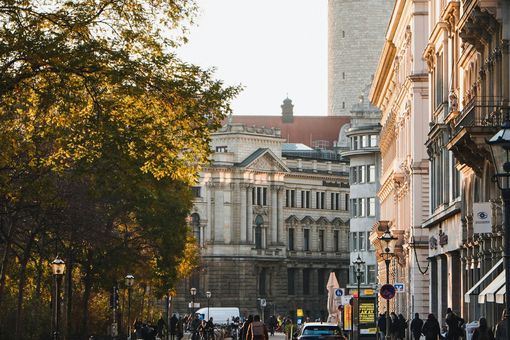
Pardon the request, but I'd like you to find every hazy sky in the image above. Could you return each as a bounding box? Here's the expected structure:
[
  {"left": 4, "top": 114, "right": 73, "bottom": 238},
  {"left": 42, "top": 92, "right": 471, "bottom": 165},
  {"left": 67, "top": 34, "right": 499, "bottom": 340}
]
[{"left": 177, "top": 0, "right": 327, "bottom": 116}]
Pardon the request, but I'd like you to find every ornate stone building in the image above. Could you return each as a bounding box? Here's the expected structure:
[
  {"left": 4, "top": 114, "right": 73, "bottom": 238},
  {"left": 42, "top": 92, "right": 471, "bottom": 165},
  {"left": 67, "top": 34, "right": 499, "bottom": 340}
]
[
  {"left": 423, "top": 0, "right": 509, "bottom": 327},
  {"left": 328, "top": 0, "right": 394, "bottom": 116},
  {"left": 369, "top": 0, "right": 430, "bottom": 319},
  {"left": 172, "top": 122, "right": 351, "bottom": 320}
]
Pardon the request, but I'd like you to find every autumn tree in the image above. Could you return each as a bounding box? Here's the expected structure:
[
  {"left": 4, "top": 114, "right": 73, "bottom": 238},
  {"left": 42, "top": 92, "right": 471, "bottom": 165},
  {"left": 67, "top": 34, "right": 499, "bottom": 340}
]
[{"left": 0, "top": 0, "right": 238, "bottom": 338}]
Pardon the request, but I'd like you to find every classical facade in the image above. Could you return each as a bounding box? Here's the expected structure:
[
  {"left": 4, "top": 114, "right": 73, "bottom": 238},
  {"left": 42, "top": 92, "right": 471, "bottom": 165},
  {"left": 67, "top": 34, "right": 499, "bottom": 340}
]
[
  {"left": 423, "top": 0, "right": 509, "bottom": 327},
  {"left": 369, "top": 0, "right": 430, "bottom": 319},
  {"left": 341, "top": 86, "right": 382, "bottom": 293},
  {"left": 172, "top": 122, "right": 351, "bottom": 320},
  {"left": 328, "top": 0, "right": 394, "bottom": 116}
]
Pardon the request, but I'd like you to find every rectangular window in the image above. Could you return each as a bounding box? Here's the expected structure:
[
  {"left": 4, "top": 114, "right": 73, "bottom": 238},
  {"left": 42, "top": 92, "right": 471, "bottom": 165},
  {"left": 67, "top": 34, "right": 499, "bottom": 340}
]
[
  {"left": 352, "top": 232, "right": 358, "bottom": 251},
  {"left": 435, "top": 52, "right": 444, "bottom": 108},
  {"left": 306, "top": 191, "right": 311, "bottom": 208},
  {"left": 287, "top": 269, "right": 295, "bottom": 295},
  {"left": 316, "top": 192, "right": 320, "bottom": 209},
  {"left": 331, "top": 193, "right": 335, "bottom": 210},
  {"left": 263, "top": 187, "right": 267, "bottom": 206},
  {"left": 368, "top": 197, "right": 376, "bottom": 217},
  {"left": 291, "top": 190, "right": 296, "bottom": 207},
  {"left": 257, "top": 187, "right": 262, "bottom": 205},
  {"left": 359, "top": 232, "right": 366, "bottom": 251},
  {"left": 335, "top": 193, "right": 340, "bottom": 210},
  {"left": 360, "top": 198, "right": 366, "bottom": 217},
  {"left": 288, "top": 228, "right": 295, "bottom": 251},
  {"left": 301, "top": 191, "right": 305, "bottom": 208},
  {"left": 252, "top": 188, "right": 256, "bottom": 205},
  {"left": 345, "top": 194, "right": 349, "bottom": 211},
  {"left": 360, "top": 166, "right": 366, "bottom": 183},
  {"left": 368, "top": 165, "right": 376, "bottom": 183},
  {"left": 215, "top": 146, "right": 228, "bottom": 152},
  {"left": 367, "top": 265, "right": 376, "bottom": 284},
  {"left": 319, "top": 230, "right": 325, "bottom": 252},
  {"left": 304, "top": 229, "right": 310, "bottom": 251},
  {"left": 351, "top": 167, "right": 358, "bottom": 184},
  {"left": 303, "top": 269, "right": 310, "bottom": 295},
  {"left": 318, "top": 269, "right": 326, "bottom": 295},
  {"left": 370, "top": 135, "right": 378, "bottom": 147},
  {"left": 361, "top": 135, "right": 368, "bottom": 148},
  {"left": 321, "top": 192, "right": 325, "bottom": 209},
  {"left": 191, "top": 186, "right": 201, "bottom": 198},
  {"left": 286, "top": 190, "right": 290, "bottom": 207},
  {"left": 351, "top": 199, "right": 358, "bottom": 217},
  {"left": 353, "top": 136, "right": 358, "bottom": 150},
  {"left": 334, "top": 230, "right": 339, "bottom": 252}
]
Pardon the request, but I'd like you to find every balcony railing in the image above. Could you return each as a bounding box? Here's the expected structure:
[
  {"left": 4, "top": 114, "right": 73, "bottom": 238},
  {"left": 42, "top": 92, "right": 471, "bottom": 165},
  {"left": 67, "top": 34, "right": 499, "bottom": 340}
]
[{"left": 452, "top": 97, "right": 504, "bottom": 135}]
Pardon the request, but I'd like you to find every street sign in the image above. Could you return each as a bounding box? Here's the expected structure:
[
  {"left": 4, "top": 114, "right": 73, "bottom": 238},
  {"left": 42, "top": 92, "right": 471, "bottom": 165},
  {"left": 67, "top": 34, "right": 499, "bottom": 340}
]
[
  {"left": 380, "top": 284, "right": 396, "bottom": 300},
  {"left": 335, "top": 288, "right": 344, "bottom": 297},
  {"left": 188, "top": 302, "right": 201, "bottom": 308},
  {"left": 111, "top": 322, "right": 118, "bottom": 337},
  {"left": 394, "top": 283, "right": 405, "bottom": 293},
  {"left": 260, "top": 298, "right": 267, "bottom": 307},
  {"left": 297, "top": 309, "right": 304, "bottom": 317}
]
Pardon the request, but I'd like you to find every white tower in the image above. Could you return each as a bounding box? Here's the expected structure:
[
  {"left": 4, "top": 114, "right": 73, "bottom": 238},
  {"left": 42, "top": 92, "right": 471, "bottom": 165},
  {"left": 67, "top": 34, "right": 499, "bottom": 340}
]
[{"left": 328, "top": 0, "right": 394, "bottom": 116}]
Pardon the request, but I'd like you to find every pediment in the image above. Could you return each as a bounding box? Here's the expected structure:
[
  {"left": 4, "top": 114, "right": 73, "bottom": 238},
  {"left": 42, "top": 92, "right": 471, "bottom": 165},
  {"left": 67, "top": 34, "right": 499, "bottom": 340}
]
[{"left": 239, "top": 148, "right": 290, "bottom": 173}]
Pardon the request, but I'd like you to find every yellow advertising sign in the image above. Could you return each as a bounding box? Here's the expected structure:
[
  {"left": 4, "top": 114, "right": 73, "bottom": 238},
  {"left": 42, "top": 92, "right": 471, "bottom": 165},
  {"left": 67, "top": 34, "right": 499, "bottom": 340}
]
[
  {"left": 359, "top": 302, "right": 375, "bottom": 324},
  {"left": 363, "top": 289, "right": 374, "bottom": 295},
  {"left": 343, "top": 304, "right": 352, "bottom": 330},
  {"left": 297, "top": 309, "right": 304, "bottom": 317}
]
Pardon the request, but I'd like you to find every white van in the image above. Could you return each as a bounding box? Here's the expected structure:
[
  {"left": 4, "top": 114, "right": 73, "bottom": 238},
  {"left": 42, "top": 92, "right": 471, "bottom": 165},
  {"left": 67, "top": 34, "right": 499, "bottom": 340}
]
[{"left": 195, "top": 307, "right": 240, "bottom": 325}]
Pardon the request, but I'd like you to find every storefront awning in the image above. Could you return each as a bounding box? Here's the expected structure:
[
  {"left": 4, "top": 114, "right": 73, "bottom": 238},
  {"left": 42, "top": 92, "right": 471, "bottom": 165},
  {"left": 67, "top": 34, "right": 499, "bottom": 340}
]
[
  {"left": 496, "top": 284, "right": 506, "bottom": 304},
  {"left": 464, "top": 258, "right": 503, "bottom": 303},
  {"left": 478, "top": 270, "right": 505, "bottom": 303}
]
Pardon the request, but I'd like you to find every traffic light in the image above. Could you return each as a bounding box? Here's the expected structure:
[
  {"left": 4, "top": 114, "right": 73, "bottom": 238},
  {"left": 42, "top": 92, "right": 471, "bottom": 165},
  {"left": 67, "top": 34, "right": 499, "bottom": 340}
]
[{"left": 110, "top": 286, "right": 119, "bottom": 310}]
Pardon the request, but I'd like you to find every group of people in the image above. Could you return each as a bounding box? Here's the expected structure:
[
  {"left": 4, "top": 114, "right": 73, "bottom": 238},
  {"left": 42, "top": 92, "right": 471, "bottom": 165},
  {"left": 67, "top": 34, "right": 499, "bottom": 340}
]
[{"left": 378, "top": 307, "right": 509, "bottom": 340}]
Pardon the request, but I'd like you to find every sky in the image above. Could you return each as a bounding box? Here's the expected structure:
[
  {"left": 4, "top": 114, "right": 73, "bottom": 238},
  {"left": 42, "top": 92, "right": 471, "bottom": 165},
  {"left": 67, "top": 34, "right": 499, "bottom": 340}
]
[{"left": 176, "top": 0, "right": 328, "bottom": 116}]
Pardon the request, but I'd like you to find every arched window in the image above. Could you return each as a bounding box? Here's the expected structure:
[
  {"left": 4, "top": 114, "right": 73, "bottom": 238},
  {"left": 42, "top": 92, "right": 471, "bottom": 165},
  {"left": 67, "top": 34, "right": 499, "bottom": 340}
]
[
  {"left": 255, "top": 215, "right": 263, "bottom": 249},
  {"left": 191, "top": 213, "right": 201, "bottom": 245}
]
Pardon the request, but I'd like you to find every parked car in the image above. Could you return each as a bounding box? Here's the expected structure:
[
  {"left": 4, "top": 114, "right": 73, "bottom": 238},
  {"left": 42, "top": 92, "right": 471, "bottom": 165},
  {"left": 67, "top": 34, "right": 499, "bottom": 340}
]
[{"left": 296, "top": 323, "right": 347, "bottom": 340}]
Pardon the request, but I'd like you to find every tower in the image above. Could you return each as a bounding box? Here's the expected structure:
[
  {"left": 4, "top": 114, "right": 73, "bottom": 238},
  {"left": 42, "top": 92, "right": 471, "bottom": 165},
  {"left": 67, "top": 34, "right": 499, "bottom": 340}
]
[{"left": 328, "top": 0, "right": 394, "bottom": 116}]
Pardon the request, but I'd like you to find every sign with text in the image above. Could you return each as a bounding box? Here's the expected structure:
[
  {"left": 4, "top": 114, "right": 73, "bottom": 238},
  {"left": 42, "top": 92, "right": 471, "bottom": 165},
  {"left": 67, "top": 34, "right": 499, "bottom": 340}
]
[
  {"left": 359, "top": 297, "right": 377, "bottom": 335},
  {"left": 474, "top": 202, "right": 492, "bottom": 234},
  {"left": 394, "top": 283, "right": 405, "bottom": 293}
]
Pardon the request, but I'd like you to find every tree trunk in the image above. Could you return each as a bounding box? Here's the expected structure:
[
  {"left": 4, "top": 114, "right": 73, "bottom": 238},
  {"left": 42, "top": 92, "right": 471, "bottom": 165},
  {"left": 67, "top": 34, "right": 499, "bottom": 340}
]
[
  {"left": 14, "top": 233, "right": 35, "bottom": 339},
  {"left": 80, "top": 250, "right": 93, "bottom": 340},
  {"left": 0, "top": 218, "right": 15, "bottom": 307},
  {"left": 64, "top": 255, "right": 74, "bottom": 340}
]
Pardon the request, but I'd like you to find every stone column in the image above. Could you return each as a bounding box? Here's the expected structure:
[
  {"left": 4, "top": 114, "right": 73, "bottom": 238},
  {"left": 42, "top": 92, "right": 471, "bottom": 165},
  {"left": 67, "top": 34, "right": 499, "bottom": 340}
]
[
  {"left": 240, "top": 184, "right": 247, "bottom": 243},
  {"left": 447, "top": 251, "right": 461, "bottom": 314},
  {"left": 271, "top": 186, "right": 278, "bottom": 245},
  {"left": 214, "top": 186, "right": 224, "bottom": 242},
  {"left": 247, "top": 186, "right": 253, "bottom": 243},
  {"left": 277, "top": 186, "right": 284, "bottom": 244},
  {"left": 206, "top": 183, "right": 213, "bottom": 242},
  {"left": 437, "top": 255, "right": 448, "bottom": 325}
]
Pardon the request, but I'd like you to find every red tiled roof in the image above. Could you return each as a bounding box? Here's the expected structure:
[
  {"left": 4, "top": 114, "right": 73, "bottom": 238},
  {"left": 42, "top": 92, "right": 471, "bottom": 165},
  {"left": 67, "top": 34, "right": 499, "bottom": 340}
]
[{"left": 231, "top": 115, "right": 350, "bottom": 147}]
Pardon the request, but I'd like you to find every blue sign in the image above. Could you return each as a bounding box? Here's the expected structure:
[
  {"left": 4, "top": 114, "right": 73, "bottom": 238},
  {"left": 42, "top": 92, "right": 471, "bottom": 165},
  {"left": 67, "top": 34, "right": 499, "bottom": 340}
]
[
  {"left": 394, "top": 283, "right": 405, "bottom": 293},
  {"left": 335, "top": 288, "right": 344, "bottom": 297}
]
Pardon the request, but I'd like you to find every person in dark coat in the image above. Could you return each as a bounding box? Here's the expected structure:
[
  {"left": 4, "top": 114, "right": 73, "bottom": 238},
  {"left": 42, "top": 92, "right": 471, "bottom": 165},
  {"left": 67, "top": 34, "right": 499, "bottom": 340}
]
[
  {"left": 472, "top": 317, "right": 494, "bottom": 340},
  {"left": 397, "top": 314, "right": 407, "bottom": 340},
  {"left": 422, "top": 313, "right": 441, "bottom": 340},
  {"left": 410, "top": 313, "right": 424, "bottom": 340},
  {"left": 240, "top": 315, "right": 254, "bottom": 340},
  {"left": 495, "top": 309, "right": 508, "bottom": 340},
  {"left": 445, "top": 308, "right": 464, "bottom": 340},
  {"left": 377, "top": 313, "right": 387, "bottom": 340},
  {"left": 389, "top": 312, "right": 399, "bottom": 340},
  {"left": 170, "top": 314, "right": 178, "bottom": 340}
]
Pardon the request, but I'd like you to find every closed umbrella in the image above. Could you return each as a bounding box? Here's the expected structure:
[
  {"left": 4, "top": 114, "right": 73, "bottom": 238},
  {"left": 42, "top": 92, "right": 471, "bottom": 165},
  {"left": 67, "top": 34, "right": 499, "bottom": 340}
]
[{"left": 326, "top": 272, "right": 340, "bottom": 324}]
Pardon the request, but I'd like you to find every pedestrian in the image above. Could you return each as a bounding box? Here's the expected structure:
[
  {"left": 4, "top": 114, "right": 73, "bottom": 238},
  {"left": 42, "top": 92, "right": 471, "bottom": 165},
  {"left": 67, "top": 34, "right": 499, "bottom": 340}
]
[
  {"left": 170, "top": 314, "right": 178, "bottom": 340},
  {"left": 176, "top": 317, "right": 184, "bottom": 340},
  {"left": 246, "top": 315, "right": 269, "bottom": 340},
  {"left": 377, "top": 313, "right": 387, "bottom": 340},
  {"left": 472, "top": 317, "right": 494, "bottom": 340},
  {"left": 389, "top": 312, "right": 399, "bottom": 340},
  {"left": 268, "top": 315, "right": 277, "bottom": 336},
  {"left": 284, "top": 318, "right": 294, "bottom": 340},
  {"left": 397, "top": 314, "right": 407, "bottom": 340},
  {"left": 410, "top": 313, "right": 423, "bottom": 340},
  {"left": 240, "top": 315, "right": 254, "bottom": 340},
  {"left": 422, "top": 313, "right": 441, "bottom": 340},
  {"left": 495, "top": 309, "right": 508, "bottom": 340},
  {"left": 445, "top": 308, "right": 464, "bottom": 340},
  {"left": 157, "top": 316, "right": 167, "bottom": 338}
]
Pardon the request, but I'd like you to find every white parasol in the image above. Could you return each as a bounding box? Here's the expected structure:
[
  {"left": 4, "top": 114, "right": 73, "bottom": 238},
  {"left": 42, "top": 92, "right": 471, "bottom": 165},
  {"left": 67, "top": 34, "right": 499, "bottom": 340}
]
[{"left": 326, "top": 272, "right": 340, "bottom": 324}]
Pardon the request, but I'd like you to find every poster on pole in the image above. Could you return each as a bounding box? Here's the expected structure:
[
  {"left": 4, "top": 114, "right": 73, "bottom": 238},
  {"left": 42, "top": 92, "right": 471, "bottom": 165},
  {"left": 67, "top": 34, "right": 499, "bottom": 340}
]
[{"left": 359, "top": 297, "right": 377, "bottom": 335}]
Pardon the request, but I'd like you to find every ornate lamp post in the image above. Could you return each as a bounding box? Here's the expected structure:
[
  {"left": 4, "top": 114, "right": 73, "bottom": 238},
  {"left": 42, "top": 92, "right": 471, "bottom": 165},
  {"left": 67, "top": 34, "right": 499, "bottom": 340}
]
[
  {"left": 51, "top": 257, "right": 66, "bottom": 340},
  {"left": 125, "top": 274, "right": 135, "bottom": 339},
  {"left": 190, "top": 287, "right": 197, "bottom": 316},
  {"left": 206, "top": 291, "right": 212, "bottom": 320},
  {"left": 353, "top": 254, "right": 365, "bottom": 340},
  {"left": 378, "top": 227, "right": 397, "bottom": 340},
  {"left": 487, "top": 117, "right": 510, "bottom": 340}
]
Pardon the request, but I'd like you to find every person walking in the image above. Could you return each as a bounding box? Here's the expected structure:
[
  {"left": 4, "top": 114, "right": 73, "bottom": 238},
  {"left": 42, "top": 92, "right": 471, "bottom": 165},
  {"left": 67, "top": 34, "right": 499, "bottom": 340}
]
[
  {"left": 422, "top": 314, "right": 441, "bottom": 340},
  {"left": 397, "top": 314, "right": 407, "bottom": 340},
  {"left": 377, "top": 314, "right": 387, "bottom": 340},
  {"left": 176, "top": 317, "right": 184, "bottom": 340},
  {"left": 472, "top": 317, "right": 494, "bottom": 340},
  {"left": 246, "top": 315, "right": 269, "bottom": 340},
  {"left": 495, "top": 310, "right": 508, "bottom": 340},
  {"left": 410, "top": 313, "right": 423, "bottom": 340},
  {"left": 284, "top": 319, "right": 294, "bottom": 340},
  {"left": 445, "top": 308, "right": 464, "bottom": 340},
  {"left": 170, "top": 314, "right": 178, "bottom": 340},
  {"left": 389, "top": 312, "right": 399, "bottom": 340},
  {"left": 240, "top": 315, "right": 254, "bottom": 340}
]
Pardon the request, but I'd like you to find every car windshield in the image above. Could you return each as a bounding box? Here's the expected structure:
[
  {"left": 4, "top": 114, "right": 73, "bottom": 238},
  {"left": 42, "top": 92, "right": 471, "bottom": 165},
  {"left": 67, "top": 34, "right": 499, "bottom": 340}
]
[{"left": 302, "top": 326, "right": 341, "bottom": 336}]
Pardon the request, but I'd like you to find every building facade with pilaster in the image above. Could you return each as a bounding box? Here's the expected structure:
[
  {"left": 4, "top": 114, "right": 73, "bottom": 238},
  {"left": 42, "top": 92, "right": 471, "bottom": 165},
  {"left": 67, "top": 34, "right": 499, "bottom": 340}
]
[
  {"left": 172, "top": 122, "right": 351, "bottom": 320},
  {"left": 369, "top": 0, "right": 430, "bottom": 319}
]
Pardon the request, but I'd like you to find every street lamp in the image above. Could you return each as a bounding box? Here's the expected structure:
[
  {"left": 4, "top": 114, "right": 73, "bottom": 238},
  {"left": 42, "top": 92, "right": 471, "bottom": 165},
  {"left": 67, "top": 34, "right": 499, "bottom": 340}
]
[
  {"left": 378, "top": 227, "right": 397, "bottom": 340},
  {"left": 51, "top": 257, "right": 66, "bottom": 340},
  {"left": 206, "top": 291, "right": 212, "bottom": 320},
  {"left": 353, "top": 254, "right": 365, "bottom": 340},
  {"left": 487, "top": 117, "right": 510, "bottom": 340},
  {"left": 125, "top": 274, "right": 135, "bottom": 339},
  {"left": 190, "top": 287, "right": 197, "bottom": 316}
]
